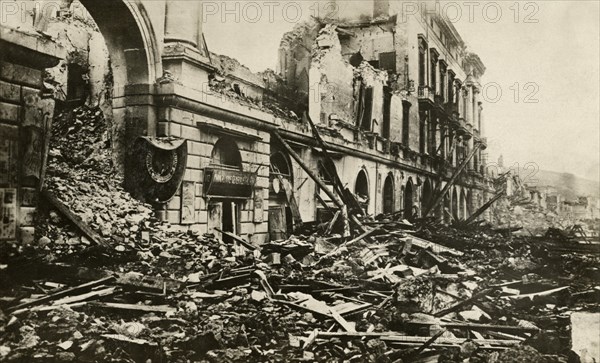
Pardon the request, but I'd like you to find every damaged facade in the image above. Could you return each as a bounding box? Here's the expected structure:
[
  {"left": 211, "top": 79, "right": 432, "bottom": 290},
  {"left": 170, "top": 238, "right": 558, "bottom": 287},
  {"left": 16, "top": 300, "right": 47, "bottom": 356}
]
[{"left": 2, "top": 0, "right": 492, "bottom": 245}]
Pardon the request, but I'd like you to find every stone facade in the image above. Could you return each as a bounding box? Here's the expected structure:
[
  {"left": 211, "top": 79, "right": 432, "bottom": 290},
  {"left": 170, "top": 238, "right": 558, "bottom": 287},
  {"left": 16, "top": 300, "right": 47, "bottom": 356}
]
[
  {"left": 0, "top": 25, "right": 63, "bottom": 244},
  {"left": 1, "top": 0, "right": 495, "bottom": 245}
]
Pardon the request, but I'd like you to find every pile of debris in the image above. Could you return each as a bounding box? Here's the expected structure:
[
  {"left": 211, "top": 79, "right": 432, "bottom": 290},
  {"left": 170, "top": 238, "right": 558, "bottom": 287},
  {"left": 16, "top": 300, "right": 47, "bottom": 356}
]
[{"left": 1, "top": 108, "right": 599, "bottom": 363}]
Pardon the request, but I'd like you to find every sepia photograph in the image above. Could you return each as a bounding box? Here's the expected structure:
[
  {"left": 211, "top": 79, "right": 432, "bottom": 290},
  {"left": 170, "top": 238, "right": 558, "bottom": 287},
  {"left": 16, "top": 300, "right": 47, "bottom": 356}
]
[{"left": 0, "top": 0, "right": 599, "bottom": 361}]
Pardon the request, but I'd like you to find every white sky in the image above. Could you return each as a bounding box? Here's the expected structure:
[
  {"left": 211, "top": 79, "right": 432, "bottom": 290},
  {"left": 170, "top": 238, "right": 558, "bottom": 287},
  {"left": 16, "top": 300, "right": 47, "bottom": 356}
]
[{"left": 203, "top": 1, "right": 600, "bottom": 181}]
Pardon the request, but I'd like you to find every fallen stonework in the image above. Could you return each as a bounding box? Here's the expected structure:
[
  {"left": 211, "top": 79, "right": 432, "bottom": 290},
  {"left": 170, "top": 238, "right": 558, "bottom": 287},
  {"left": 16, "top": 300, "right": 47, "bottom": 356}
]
[{"left": 0, "top": 105, "right": 599, "bottom": 363}]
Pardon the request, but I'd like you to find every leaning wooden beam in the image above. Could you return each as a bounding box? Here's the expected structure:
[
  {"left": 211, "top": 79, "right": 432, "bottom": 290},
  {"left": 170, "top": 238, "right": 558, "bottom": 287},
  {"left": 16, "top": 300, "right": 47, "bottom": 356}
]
[
  {"left": 41, "top": 189, "right": 111, "bottom": 249},
  {"left": 464, "top": 190, "right": 505, "bottom": 225},
  {"left": 305, "top": 113, "right": 348, "bottom": 204},
  {"left": 423, "top": 142, "right": 483, "bottom": 218},
  {"left": 7, "top": 276, "right": 116, "bottom": 313},
  {"left": 272, "top": 131, "right": 366, "bottom": 235}
]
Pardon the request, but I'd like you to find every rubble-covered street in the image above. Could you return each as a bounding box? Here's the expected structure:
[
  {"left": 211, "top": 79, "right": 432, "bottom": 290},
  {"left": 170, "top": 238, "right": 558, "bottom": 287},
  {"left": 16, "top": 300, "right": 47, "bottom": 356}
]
[
  {"left": 2, "top": 1, "right": 599, "bottom": 362},
  {"left": 1, "top": 106, "right": 598, "bottom": 363}
]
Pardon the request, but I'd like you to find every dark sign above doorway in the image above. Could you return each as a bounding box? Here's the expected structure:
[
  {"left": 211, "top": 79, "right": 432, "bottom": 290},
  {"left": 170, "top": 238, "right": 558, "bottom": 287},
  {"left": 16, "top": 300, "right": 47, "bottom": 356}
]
[{"left": 203, "top": 167, "right": 257, "bottom": 199}]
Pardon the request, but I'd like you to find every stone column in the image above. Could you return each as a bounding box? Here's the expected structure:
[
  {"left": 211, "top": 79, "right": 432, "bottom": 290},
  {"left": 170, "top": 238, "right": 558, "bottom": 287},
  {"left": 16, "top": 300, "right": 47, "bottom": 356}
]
[
  {"left": 164, "top": 1, "right": 201, "bottom": 48},
  {"left": 161, "top": 1, "right": 213, "bottom": 90},
  {"left": 466, "top": 85, "right": 473, "bottom": 126}
]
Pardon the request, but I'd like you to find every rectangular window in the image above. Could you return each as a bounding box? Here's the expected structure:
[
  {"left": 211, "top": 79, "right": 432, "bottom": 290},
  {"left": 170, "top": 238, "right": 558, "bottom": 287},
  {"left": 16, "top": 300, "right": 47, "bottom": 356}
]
[
  {"left": 418, "top": 38, "right": 427, "bottom": 86},
  {"left": 357, "top": 84, "right": 373, "bottom": 131},
  {"left": 439, "top": 66, "right": 446, "bottom": 101},
  {"left": 430, "top": 49, "right": 438, "bottom": 93},
  {"left": 379, "top": 52, "right": 396, "bottom": 73}
]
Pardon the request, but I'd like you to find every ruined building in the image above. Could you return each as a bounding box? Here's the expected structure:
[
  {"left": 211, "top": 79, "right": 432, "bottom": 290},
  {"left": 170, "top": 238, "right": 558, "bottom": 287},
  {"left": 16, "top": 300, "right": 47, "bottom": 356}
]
[{"left": 1, "top": 0, "right": 493, "bottom": 245}]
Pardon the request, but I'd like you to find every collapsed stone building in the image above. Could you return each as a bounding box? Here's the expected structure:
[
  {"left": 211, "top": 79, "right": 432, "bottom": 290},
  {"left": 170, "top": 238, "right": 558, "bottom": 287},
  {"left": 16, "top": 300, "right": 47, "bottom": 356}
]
[{"left": 1, "top": 0, "right": 493, "bottom": 245}]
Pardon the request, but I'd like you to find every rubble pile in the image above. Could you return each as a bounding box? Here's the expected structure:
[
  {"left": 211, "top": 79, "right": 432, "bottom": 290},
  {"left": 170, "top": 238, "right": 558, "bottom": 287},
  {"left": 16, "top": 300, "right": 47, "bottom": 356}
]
[{"left": 0, "top": 108, "right": 599, "bottom": 363}]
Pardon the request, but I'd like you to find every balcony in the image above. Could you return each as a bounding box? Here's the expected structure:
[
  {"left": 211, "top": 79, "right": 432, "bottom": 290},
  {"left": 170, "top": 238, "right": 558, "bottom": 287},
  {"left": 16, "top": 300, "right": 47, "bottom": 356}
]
[{"left": 418, "top": 86, "right": 435, "bottom": 107}]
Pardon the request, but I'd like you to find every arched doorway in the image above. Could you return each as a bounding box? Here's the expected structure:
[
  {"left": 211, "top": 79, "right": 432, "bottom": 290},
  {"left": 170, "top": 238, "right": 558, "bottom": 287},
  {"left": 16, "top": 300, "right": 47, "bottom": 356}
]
[
  {"left": 207, "top": 137, "right": 243, "bottom": 242},
  {"left": 382, "top": 174, "right": 395, "bottom": 214},
  {"left": 355, "top": 169, "right": 370, "bottom": 213},
  {"left": 404, "top": 178, "right": 414, "bottom": 220},
  {"left": 421, "top": 179, "right": 433, "bottom": 214},
  {"left": 451, "top": 188, "right": 459, "bottom": 221},
  {"left": 269, "top": 151, "right": 295, "bottom": 240},
  {"left": 56, "top": 0, "right": 162, "bottom": 189}
]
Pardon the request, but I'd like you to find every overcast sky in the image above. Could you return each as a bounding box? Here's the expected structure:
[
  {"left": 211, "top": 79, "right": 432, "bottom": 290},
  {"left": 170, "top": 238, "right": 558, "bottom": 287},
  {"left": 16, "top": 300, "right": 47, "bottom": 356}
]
[{"left": 203, "top": 1, "right": 600, "bottom": 181}]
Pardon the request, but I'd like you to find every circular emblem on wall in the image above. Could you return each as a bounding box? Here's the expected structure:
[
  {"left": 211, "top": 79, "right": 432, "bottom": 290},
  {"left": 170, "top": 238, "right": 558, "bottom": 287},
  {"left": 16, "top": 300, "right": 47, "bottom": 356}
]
[
  {"left": 125, "top": 137, "right": 188, "bottom": 204},
  {"left": 145, "top": 148, "right": 178, "bottom": 183}
]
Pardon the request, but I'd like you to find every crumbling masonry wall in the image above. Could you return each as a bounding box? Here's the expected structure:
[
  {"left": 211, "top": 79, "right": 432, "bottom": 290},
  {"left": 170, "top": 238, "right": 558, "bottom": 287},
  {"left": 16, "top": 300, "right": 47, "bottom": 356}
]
[{"left": 0, "top": 26, "right": 63, "bottom": 244}]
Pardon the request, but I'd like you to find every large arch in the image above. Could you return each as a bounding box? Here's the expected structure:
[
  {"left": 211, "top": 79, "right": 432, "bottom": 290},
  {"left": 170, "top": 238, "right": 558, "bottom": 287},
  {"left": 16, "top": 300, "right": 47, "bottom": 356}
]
[
  {"left": 78, "top": 0, "right": 162, "bottom": 160},
  {"left": 79, "top": 0, "right": 161, "bottom": 86},
  {"left": 382, "top": 173, "right": 395, "bottom": 214}
]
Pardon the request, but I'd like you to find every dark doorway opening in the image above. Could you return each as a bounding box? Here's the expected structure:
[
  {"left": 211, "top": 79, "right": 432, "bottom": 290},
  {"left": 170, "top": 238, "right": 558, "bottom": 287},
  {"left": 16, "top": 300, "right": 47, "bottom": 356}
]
[
  {"left": 383, "top": 174, "right": 394, "bottom": 214},
  {"left": 404, "top": 180, "right": 414, "bottom": 220}
]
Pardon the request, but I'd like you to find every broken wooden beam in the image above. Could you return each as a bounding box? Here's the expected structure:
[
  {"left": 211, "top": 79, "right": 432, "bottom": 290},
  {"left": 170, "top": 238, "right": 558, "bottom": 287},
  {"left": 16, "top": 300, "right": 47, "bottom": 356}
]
[
  {"left": 310, "top": 331, "right": 521, "bottom": 348},
  {"left": 423, "top": 142, "right": 483, "bottom": 218},
  {"left": 90, "top": 302, "right": 176, "bottom": 314},
  {"left": 41, "top": 189, "right": 111, "bottom": 248},
  {"left": 434, "top": 288, "right": 495, "bottom": 317},
  {"left": 7, "top": 276, "right": 115, "bottom": 313},
  {"left": 214, "top": 228, "right": 257, "bottom": 251}
]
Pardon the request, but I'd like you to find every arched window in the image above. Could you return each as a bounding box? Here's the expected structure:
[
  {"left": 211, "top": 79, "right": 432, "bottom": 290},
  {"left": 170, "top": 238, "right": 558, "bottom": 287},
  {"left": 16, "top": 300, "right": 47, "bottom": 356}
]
[
  {"left": 355, "top": 170, "right": 369, "bottom": 199},
  {"left": 383, "top": 174, "right": 395, "bottom": 214},
  {"left": 211, "top": 137, "right": 241, "bottom": 170},
  {"left": 421, "top": 179, "right": 433, "bottom": 212},
  {"left": 270, "top": 151, "right": 291, "bottom": 177},
  {"left": 404, "top": 178, "right": 414, "bottom": 219},
  {"left": 355, "top": 169, "right": 370, "bottom": 213}
]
